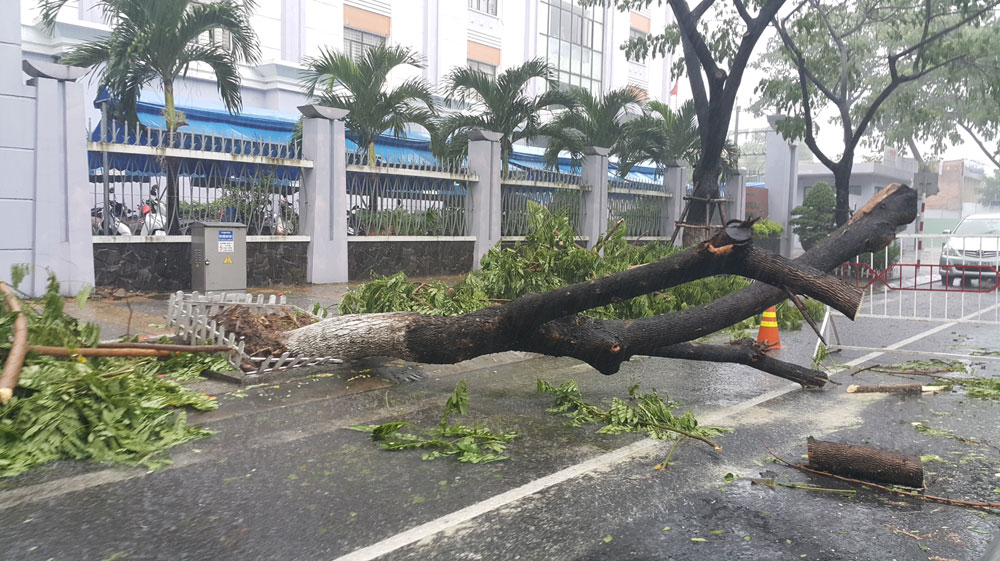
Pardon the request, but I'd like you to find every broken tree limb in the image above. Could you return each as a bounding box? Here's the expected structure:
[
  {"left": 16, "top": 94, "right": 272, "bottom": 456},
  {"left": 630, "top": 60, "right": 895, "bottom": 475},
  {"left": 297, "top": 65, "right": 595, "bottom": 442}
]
[
  {"left": 846, "top": 383, "right": 923, "bottom": 395},
  {"left": 650, "top": 339, "right": 828, "bottom": 388},
  {"left": 282, "top": 186, "right": 916, "bottom": 380},
  {"left": 807, "top": 438, "right": 924, "bottom": 488},
  {"left": 0, "top": 281, "right": 28, "bottom": 405},
  {"left": 28, "top": 346, "right": 219, "bottom": 358},
  {"left": 96, "top": 342, "right": 234, "bottom": 353},
  {"left": 285, "top": 219, "right": 863, "bottom": 370}
]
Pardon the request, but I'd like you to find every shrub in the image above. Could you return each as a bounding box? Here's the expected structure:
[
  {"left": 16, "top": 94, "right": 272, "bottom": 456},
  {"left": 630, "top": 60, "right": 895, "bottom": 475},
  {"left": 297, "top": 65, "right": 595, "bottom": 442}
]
[{"left": 789, "top": 182, "right": 836, "bottom": 249}]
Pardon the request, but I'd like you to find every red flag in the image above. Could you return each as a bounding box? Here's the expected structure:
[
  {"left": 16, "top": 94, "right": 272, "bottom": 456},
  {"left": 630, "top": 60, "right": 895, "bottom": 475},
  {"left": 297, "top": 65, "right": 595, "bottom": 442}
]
[{"left": 669, "top": 79, "right": 679, "bottom": 96}]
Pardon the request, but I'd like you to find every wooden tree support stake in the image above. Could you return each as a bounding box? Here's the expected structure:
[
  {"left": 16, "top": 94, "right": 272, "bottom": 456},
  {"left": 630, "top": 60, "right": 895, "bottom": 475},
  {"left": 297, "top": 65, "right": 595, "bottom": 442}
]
[
  {"left": 0, "top": 281, "right": 28, "bottom": 405},
  {"left": 807, "top": 437, "right": 924, "bottom": 488}
]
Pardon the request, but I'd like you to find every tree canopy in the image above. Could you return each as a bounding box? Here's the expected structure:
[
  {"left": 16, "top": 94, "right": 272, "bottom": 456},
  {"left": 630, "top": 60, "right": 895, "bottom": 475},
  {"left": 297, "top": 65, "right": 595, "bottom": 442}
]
[
  {"left": 753, "top": 0, "right": 999, "bottom": 224},
  {"left": 301, "top": 44, "right": 436, "bottom": 166},
  {"left": 432, "top": 59, "right": 574, "bottom": 173}
]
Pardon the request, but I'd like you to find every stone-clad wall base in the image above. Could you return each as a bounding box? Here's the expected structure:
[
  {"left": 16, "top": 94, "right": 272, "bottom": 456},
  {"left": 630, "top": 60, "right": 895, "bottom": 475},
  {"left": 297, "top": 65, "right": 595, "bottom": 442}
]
[
  {"left": 94, "top": 241, "right": 307, "bottom": 291},
  {"left": 348, "top": 240, "right": 474, "bottom": 281}
]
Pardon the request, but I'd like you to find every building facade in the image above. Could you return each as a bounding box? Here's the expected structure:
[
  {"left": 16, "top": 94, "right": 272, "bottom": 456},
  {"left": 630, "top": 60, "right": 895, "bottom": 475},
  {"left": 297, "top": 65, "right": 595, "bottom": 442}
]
[{"left": 21, "top": 0, "right": 676, "bottom": 125}]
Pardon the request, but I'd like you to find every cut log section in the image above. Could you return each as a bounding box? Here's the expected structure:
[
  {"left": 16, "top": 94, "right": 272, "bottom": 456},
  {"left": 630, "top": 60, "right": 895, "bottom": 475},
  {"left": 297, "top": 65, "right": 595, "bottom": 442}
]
[
  {"left": 807, "top": 437, "right": 924, "bottom": 488},
  {"left": 846, "top": 384, "right": 922, "bottom": 395},
  {"left": 846, "top": 384, "right": 946, "bottom": 394}
]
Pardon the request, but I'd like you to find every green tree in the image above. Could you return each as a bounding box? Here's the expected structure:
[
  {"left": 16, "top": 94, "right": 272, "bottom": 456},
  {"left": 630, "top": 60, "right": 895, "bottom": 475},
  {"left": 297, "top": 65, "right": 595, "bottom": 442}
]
[
  {"left": 539, "top": 87, "right": 644, "bottom": 172},
  {"left": 871, "top": 22, "right": 1000, "bottom": 169},
  {"left": 789, "top": 182, "right": 836, "bottom": 249},
  {"left": 301, "top": 43, "right": 436, "bottom": 168},
  {"left": 432, "top": 59, "right": 574, "bottom": 174},
  {"left": 40, "top": 0, "right": 261, "bottom": 234},
  {"left": 620, "top": 99, "right": 739, "bottom": 178},
  {"left": 586, "top": 0, "right": 787, "bottom": 244},
  {"left": 753, "top": 0, "right": 997, "bottom": 226},
  {"left": 980, "top": 169, "right": 1000, "bottom": 207}
]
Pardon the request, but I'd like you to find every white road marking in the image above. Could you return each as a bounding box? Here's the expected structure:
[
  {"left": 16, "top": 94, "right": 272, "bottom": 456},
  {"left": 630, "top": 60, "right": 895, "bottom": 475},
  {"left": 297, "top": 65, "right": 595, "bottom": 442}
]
[{"left": 330, "top": 303, "right": 1000, "bottom": 561}]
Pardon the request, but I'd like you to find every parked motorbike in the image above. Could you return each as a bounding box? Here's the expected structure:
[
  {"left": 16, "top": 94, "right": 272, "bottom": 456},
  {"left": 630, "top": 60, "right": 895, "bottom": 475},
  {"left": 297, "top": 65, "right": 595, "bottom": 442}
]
[
  {"left": 262, "top": 196, "right": 297, "bottom": 236},
  {"left": 137, "top": 185, "right": 167, "bottom": 235},
  {"left": 91, "top": 203, "right": 134, "bottom": 236}
]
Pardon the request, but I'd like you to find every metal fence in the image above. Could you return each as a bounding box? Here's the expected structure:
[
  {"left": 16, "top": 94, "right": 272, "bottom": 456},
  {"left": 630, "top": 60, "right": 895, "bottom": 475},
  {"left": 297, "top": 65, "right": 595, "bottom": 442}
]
[
  {"left": 608, "top": 176, "right": 671, "bottom": 237},
  {"left": 88, "top": 119, "right": 309, "bottom": 236},
  {"left": 345, "top": 149, "right": 474, "bottom": 236},
  {"left": 500, "top": 168, "right": 585, "bottom": 237}
]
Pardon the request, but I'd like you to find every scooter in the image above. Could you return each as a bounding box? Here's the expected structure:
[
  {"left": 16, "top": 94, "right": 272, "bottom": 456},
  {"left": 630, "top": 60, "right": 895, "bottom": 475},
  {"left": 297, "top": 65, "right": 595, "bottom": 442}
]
[
  {"left": 137, "top": 186, "right": 167, "bottom": 235},
  {"left": 91, "top": 204, "right": 134, "bottom": 236}
]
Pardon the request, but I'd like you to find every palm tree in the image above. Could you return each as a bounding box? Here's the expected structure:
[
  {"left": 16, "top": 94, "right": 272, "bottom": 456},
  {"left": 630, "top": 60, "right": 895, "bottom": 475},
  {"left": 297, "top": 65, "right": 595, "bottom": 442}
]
[
  {"left": 620, "top": 100, "right": 739, "bottom": 177},
  {"left": 301, "top": 44, "right": 436, "bottom": 168},
  {"left": 301, "top": 44, "right": 435, "bottom": 214},
  {"left": 433, "top": 59, "right": 573, "bottom": 174},
  {"left": 539, "top": 87, "right": 645, "bottom": 173},
  {"left": 40, "top": 0, "right": 261, "bottom": 234}
]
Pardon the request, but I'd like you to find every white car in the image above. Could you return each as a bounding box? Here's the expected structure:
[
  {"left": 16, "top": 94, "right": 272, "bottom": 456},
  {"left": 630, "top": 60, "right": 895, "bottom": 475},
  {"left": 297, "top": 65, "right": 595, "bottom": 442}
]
[{"left": 939, "top": 213, "right": 1000, "bottom": 286}]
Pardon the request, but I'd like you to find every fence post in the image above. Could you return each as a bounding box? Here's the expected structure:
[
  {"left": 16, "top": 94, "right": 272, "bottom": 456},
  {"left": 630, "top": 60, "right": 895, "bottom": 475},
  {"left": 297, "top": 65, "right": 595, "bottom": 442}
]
[
  {"left": 663, "top": 166, "right": 685, "bottom": 242},
  {"left": 298, "top": 104, "right": 349, "bottom": 284},
  {"left": 727, "top": 170, "right": 746, "bottom": 221},
  {"left": 580, "top": 146, "right": 610, "bottom": 249},
  {"left": 466, "top": 129, "right": 502, "bottom": 269},
  {"left": 23, "top": 61, "right": 93, "bottom": 296},
  {"left": 764, "top": 115, "right": 799, "bottom": 257}
]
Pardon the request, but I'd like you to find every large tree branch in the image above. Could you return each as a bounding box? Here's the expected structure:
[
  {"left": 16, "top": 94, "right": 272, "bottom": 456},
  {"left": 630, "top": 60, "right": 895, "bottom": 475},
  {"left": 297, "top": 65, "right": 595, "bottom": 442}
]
[
  {"left": 652, "top": 339, "right": 828, "bottom": 388},
  {"left": 890, "top": 0, "right": 999, "bottom": 66},
  {"left": 958, "top": 121, "right": 1000, "bottom": 169},
  {"left": 284, "top": 186, "right": 916, "bottom": 383},
  {"left": 668, "top": 0, "right": 722, "bottom": 78}
]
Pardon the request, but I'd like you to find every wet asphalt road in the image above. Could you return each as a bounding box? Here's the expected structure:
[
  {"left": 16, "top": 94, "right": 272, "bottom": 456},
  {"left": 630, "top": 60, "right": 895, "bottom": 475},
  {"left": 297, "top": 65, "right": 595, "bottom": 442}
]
[{"left": 2, "top": 287, "right": 999, "bottom": 560}]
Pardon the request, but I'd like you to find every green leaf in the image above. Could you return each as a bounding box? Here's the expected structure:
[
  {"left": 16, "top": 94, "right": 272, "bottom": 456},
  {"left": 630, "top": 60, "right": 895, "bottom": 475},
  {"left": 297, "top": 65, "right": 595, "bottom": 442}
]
[
  {"left": 603, "top": 535, "right": 612, "bottom": 543},
  {"left": 691, "top": 537, "right": 707, "bottom": 543},
  {"left": 76, "top": 285, "right": 93, "bottom": 309}
]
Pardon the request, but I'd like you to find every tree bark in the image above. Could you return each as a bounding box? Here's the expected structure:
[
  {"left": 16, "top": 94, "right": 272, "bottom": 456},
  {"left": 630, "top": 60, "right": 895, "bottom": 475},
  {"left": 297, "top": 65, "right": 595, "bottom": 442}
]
[
  {"left": 807, "top": 438, "right": 924, "bottom": 488},
  {"left": 846, "top": 383, "right": 923, "bottom": 395},
  {"left": 0, "top": 282, "right": 28, "bottom": 405}
]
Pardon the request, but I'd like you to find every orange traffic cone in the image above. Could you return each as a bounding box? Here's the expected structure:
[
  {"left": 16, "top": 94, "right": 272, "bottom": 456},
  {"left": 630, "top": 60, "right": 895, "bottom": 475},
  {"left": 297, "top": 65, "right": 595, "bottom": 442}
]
[{"left": 757, "top": 306, "right": 781, "bottom": 349}]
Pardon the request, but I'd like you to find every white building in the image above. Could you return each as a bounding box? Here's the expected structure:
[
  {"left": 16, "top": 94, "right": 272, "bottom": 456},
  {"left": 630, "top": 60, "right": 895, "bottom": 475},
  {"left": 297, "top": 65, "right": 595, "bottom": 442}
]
[{"left": 21, "top": 0, "right": 677, "bottom": 124}]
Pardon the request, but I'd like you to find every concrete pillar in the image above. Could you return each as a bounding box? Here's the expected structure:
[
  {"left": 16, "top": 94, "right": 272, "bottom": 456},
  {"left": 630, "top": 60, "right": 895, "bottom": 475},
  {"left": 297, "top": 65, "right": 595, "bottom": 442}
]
[
  {"left": 0, "top": 0, "right": 93, "bottom": 296},
  {"left": 281, "top": 0, "right": 304, "bottom": 63},
  {"left": 663, "top": 166, "right": 685, "bottom": 241},
  {"left": 466, "top": 130, "right": 502, "bottom": 268},
  {"left": 298, "top": 104, "right": 349, "bottom": 284},
  {"left": 764, "top": 115, "right": 799, "bottom": 257},
  {"left": 580, "top": 146, "right": 610, "bottom": 248},
  {"left": 727, "top": 170, "right": 746, "bottom": 221}
]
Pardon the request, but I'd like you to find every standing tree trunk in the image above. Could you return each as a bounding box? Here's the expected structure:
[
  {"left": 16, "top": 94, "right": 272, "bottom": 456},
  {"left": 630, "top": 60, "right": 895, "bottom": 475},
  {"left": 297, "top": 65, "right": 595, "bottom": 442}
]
[
  {"left": 163, "top": 79, "right": 182, "bottom": 235},
  {"left": 832, "top": 154, "right": 854, "bottom": 227}
]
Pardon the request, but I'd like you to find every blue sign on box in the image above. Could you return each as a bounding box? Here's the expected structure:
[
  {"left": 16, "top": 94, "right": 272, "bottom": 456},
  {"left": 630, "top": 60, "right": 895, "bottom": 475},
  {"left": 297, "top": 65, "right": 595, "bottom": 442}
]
[{"left": 217, "top": 230, "right": 235, "bottom": 254}]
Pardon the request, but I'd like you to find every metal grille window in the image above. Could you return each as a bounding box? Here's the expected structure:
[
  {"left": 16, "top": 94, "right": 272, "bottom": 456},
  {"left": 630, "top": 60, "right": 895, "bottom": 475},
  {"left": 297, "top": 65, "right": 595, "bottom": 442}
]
[
  {"left": 468, "top": 59, "right": 497, "bottom": 78},
  {"left": 540, "top": 0, "right": 604, "bottom": 94},
  {"left": 192, "top": 0, "right": 233, "bottom": 50},
  {"left": 344, "top": 27, "right": 386, "bottom": 61},
  {"left": 468, "top": 0, "right": 498, "bottom": 16}
]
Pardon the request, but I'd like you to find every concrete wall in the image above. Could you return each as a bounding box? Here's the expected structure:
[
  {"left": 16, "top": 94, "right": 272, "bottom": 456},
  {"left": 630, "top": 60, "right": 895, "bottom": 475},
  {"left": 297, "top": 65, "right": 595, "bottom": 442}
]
[
  {"left": 348, "top": 239, "right": 475, "bottom": 280},
  {"left": 1, "top": 0, "right": 94, "bottom": 297}
]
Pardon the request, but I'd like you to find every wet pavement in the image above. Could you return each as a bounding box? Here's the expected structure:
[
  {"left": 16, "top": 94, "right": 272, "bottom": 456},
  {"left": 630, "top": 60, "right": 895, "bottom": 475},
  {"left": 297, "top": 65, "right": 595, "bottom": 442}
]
[{"left": 2, "top": 282, "right": 999, "bottom": 560}]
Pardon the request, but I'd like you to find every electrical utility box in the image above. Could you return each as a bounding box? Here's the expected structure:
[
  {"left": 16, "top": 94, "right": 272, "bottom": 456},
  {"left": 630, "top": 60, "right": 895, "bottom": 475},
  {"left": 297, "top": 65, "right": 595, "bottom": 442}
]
[{"left": 192, "top": 222, "right": 247, "bottom": 292}]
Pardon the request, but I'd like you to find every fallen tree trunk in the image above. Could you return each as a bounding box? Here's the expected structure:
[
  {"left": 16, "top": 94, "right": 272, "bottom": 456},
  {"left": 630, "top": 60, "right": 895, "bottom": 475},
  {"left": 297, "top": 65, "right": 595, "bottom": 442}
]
[
  {"left": 807, "top": 438, "right": 924, "bottom": 488},
  {"left": 283, "top": 185, "right": 916, "bottom": 382}
]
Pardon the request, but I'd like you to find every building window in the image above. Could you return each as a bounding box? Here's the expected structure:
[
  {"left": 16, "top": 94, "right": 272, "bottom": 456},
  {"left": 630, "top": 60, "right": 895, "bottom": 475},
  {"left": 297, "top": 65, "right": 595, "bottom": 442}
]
[
  {"left": 468, "top": 59, "right": 497, "bottom": 78},
  {"left": 193, "top": 0, "right": 233, "bottom": 50},
  {"left": 540, "top": 0, "right": 604, "bottom": 94},
  {"left": 344, "top": 27, "right": 386, "bottom": 61},
  {"left": 468, "top": 0, "right": 498, "bottom": 16}
]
